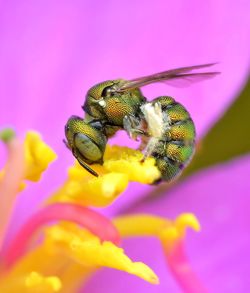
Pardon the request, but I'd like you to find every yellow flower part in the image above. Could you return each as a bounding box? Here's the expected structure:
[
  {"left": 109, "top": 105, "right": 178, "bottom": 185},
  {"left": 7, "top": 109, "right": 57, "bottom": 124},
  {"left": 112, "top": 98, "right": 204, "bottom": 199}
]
[
  {"left": 24, "top": 131, "right": 57, "bottom": 181},
  {"left": 0, "top": 129, "right": 202, "bottom": 292},
  {"left": 25, "top": 271, "right": 61, "bottom": 292},
  {"left": 0, "top": 130, "right": 57, "bottom": 189},
  {"left": 9, "top": 223, "right": 158, "bottom": 292},
  {"left": 113, "top": 213, "right": 200, "bottom": 253},
  {"left": 0, "top": 271, "right": 61, "bottom": 293},
  {"left": 103, "top": 145, "right": 161, "bottom": 184},
  {"left": 49, "top": 145, "right": 161, "bottom": 207},
  {"left": 50, "top": 171, "right": 128, "bottom": 207},
  {"left": 46, "top": 223, "right": 158, "bottom": 284}
]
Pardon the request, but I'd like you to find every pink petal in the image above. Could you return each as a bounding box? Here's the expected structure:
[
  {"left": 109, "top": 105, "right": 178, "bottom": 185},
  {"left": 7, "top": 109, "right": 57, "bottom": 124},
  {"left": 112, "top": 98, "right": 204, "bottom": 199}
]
[
  {"left": 90, "top": 156, "right": 250, "bottom": 292},
  {"left": 0, "top": 3, "right": 249, "bottom": 290}
]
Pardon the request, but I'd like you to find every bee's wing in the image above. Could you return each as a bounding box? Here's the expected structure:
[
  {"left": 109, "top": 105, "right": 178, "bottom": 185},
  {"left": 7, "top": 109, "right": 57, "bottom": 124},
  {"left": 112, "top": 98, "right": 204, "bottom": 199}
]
[
  {"left": 162, "top": 72, "right": 220, "bottom": 88},
  {"left": 117, "top": 63, "right": 220, "bottom": 91}
]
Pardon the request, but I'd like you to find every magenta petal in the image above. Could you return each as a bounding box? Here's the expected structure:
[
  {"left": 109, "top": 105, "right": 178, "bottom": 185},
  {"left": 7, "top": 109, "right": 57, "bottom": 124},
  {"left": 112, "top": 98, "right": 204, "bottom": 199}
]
[
  {"left": 0, "top": 1, "right": 249, "bottom": 291},
  {"left": 165, "top": 241, "right": 208, "bottom": 293},
  {"left": 87, "top": 156, "right": 250, "bottom": 292},
  {"left": 0, "top": 1, "right": 249, "bottom": 138},
  {"left": 1, "top": 0, "right": 249, "bottom": 219}
]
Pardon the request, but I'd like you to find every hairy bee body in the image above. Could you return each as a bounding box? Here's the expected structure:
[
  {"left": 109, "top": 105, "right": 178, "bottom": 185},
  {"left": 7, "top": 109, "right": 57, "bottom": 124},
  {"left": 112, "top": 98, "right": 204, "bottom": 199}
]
[
  {"left": 64, "top": 64, "right": 218, "bottom": 182},
  {"left": 83, "top": 80, "right": 145, "bottom": 131},
  {"left": 146, "top": 96, "right": 195, "bottom": 182},
  {"left": 64, "top": 116, "right": 107, "bottom": 177}
]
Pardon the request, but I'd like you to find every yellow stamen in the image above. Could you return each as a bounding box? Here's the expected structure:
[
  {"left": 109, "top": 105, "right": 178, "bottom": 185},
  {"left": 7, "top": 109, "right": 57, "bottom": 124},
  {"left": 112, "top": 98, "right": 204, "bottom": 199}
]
[
  {"left": 114, "top": 214, "right": 169, "bottom": 237},
  {"left": 50, "top": 172, "right": 129, "bottom": 207},
  {"left": 9, "top": 223, "right": 159, "bottom": 289},
  {"left": 23, "top": 131, "right": 57, "bottom": 181},
  {"left": 49, "top": 145, "right": 160, "bottom": 207},
  {"left": 104, "top": 145, "right": 161, "bottom": 184},
  {"left": 0, "top": 129, "right": 202, "bottom": 292},
  {"left": 114, "top": 213, "right": 203, "bottom": 292},
  {"left": 46, "top": 223, "right": 159, "bottom": 285},
  {"left": 0, "top": 271, "right": 61, "bottom": 292},
  {"left": 0, "top": 131, "right": 57, "bottom": 193},
  {"left": 114, "top": 213, "right": 200, "bottom": 253},
  {"left": 0, "top": 131, "right": 57, "bottom": 250},
  {"left": 25, "top": 271, "right": 62, "bottom": 292}
]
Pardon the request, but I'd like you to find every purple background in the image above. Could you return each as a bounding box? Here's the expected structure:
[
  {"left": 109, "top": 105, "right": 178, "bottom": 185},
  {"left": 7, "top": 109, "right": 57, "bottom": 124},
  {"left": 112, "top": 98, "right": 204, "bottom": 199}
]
[{"left": 0, "top": 0, "right": 249, "bottom": 292}]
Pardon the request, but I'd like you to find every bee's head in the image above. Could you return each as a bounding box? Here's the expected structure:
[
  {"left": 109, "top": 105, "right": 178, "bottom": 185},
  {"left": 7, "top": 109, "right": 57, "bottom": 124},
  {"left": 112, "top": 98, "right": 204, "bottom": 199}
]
[
  {"left": 82, "top": 80, "right": 123, "bottom": 118},
  {"left": 64, "top": 116, "right": 107, "bottom": 177}
]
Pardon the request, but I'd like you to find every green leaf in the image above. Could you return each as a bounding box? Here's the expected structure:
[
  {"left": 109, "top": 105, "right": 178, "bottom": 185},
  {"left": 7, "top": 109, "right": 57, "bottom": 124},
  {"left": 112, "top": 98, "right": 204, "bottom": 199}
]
[{"left": 182, "top": 78, "right": 250, "bottom": 178}]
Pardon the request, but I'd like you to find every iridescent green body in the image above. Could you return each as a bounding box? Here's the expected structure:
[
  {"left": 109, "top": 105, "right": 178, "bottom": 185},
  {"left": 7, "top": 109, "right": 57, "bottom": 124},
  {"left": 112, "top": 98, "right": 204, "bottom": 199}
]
[
  {"left": 65, "top": 64, "right": 218, "bottom": 182},
  {"left": 65, "top": 116, "right": 107, "bottom": 176},
  {"left": 150, "top": 96, "right": 195, "bottom": 181},
  {"left": 82, "top": 79, "right": 195, "bottom": 182},
  {"left": 83, "top": 80, "right": 145, "bottom": 136}
]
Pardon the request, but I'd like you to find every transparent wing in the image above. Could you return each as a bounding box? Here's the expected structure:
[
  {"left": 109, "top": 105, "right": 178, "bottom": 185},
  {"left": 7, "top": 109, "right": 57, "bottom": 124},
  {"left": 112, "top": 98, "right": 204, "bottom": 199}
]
[
  {"left": 163, "top": 72, "right": 219, "bottom": 88},
  {"left": 117, "top": 63, "right": 220, "bottom": 91}
]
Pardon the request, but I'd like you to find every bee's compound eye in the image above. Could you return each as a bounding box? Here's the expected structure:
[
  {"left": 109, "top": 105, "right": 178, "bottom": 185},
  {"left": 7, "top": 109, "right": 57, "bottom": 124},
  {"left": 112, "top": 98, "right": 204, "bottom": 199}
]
[{"left": 74, "top": 133, "right": 103, "bottom": 163}]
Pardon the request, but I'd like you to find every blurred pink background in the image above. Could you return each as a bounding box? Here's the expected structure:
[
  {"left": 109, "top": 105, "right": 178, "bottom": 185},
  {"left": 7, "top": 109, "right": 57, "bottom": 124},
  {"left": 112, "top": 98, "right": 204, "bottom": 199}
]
[{"left": 0, "top": 0, "right": 250, "bottom": 292}]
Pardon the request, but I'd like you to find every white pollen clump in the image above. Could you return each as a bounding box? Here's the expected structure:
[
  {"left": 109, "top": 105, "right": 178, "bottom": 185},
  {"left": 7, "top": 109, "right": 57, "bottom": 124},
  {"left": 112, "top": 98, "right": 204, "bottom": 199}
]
[
  {"left": 140, "top": 102, "right": 170, "bottom": 159},
  {"left": 140, "top": 102, "right": 164, "bottom": 138}
]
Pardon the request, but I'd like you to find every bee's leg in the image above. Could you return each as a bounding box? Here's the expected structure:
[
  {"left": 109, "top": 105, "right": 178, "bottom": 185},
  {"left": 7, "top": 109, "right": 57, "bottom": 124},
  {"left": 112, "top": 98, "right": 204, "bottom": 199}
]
[
  {"left": 141, "top": 137, "right": 159, "bottom": 162},
  {"left": 123, "top": 115, "right": 146, "bottom": 141}
]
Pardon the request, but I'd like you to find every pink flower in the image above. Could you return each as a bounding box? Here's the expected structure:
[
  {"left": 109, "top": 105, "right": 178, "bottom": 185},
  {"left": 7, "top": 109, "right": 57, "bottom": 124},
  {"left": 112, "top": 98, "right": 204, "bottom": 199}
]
[{"left": 0, "top": 0, "right": 249, "bottom": 292}]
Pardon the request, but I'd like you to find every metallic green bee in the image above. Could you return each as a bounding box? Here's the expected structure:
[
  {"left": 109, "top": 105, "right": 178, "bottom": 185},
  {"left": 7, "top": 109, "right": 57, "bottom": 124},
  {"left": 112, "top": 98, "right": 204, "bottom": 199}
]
[
  {"left": 65, "top": 63, "right": 219, "bottom": 183},
  {"left": 64, "top": 116, "right": 107, "bottom": 177}
]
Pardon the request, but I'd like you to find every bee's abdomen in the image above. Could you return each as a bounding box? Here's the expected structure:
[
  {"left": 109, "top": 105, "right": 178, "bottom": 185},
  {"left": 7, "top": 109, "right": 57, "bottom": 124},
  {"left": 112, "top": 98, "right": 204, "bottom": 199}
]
[
  {"left": 165, "top": 119, "right": 195, "bottom": 142},
  {"left": 151, "top": 96, "right": 196, "bottom": 182},
  {"left": 153, "top": 140, "right": 194, "bottom": 182},
  {"left": 155, "top": 156, "right": 184, "bottom": 182},
  {"left": 164, "top": 141, "right": 194, "bottom": 163}
]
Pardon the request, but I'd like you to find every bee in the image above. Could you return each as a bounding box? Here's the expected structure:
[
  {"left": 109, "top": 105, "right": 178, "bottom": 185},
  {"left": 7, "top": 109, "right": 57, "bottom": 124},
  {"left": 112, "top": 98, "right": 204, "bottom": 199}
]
[
  {"left": 65, "top": 63, "right": 219, "bottom": 182},
  {"left": 64, "top": 116, "right": 107, "bottom": 177}
]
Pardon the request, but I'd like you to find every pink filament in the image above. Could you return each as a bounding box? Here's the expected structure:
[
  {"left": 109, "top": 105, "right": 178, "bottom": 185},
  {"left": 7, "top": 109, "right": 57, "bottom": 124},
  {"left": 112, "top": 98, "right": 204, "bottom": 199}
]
[
  {"left": 0, "top": 139, "right": 25, "bottom": 250},
  {"left": 164, "top": 241, "right": 208, "bottom": 293},
  {"left": 2, "top": 203, "right": 120, "bottom": 268}
]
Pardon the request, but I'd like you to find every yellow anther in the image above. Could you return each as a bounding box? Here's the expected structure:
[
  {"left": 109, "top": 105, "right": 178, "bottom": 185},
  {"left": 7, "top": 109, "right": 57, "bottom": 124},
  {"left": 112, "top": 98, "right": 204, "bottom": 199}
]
[
  {"left": 174, "top": 213, "right": 201, "bottom": 237},
  {"left": 24, "top": 131, "right": 57, "bottom": 181},
  {"left": 25, "top": 272, "right": 62, "bottom": 292},
  {"left": 50, "top": 145, "right": 160, "bottom": 207},
  {"left": 43, "top": 223, "right": 159, "bottom": 285}
]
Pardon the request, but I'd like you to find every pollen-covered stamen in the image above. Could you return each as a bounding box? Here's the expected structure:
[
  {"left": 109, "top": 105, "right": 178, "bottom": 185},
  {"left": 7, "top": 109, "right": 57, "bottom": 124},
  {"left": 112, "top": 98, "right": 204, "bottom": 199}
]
[
  {"left": 114, "top": 213, "right": 206, "bottom": 293},
  {"left": 25, "top": 271, "right": 62, "bottom": 292},
  {"left": 2, "top": 203, "right": 120, "bottom": 268}
]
